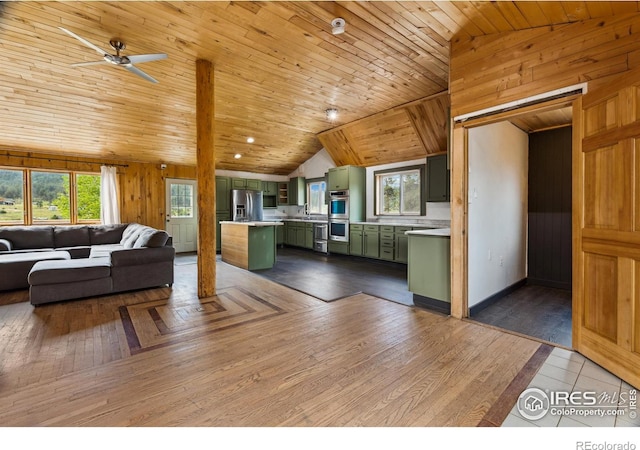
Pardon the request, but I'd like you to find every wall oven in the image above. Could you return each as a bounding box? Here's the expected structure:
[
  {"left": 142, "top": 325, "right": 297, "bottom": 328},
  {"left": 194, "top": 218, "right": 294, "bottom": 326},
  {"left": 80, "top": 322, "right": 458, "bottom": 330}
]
[
  {"left": 329, "top": 190, "right": 349, "bottom": 219},
  {"left": 329, "top": 219, "right": 349, "bottom": 242}
]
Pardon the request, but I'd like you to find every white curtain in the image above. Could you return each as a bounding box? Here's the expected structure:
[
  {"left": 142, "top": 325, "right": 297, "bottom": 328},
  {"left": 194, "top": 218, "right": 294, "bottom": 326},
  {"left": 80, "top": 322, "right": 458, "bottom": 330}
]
[{"left": 100, "top": 165, "right": 121, "bottom": 224}]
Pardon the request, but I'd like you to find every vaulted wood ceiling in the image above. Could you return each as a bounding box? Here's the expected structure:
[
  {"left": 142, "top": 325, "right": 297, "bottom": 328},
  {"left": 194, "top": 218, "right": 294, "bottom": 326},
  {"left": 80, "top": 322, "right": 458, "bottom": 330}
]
[{"left": 0, "top": 2, "right": 636, "bottom": 174}]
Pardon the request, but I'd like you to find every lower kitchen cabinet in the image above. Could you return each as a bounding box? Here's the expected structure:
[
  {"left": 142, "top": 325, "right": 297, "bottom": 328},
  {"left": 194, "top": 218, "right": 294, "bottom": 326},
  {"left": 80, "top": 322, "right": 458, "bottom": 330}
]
[
  {"left": 407, "top": 231, "right": 451, "bottom": 312},
  {"left": 276, "top": 224, "right": 284, "bottom": 246},
  {"left": 394, "top": 226, "right": 412, "bottom": 263},
  {"left": 379, "top": 226, "right": 394, "bottom": 261},
  {"left": 363, "top": 225, "right": 379, "bottom": 259},
  {"left": 328, "top": 240, "right": 349, "bottom": 255},
  {"left": 284, "top": 221, "right": 314, "bottom": 249},
  {"left": 349, "top": 224, "right": 363, "bottom": 256}
]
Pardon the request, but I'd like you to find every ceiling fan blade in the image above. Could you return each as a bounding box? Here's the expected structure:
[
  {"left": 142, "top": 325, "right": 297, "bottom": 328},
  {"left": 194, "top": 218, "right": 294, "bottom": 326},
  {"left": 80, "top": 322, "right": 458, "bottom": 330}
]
[
  {"left": 127, "top": 53, "right": 168, "bottom": 64},
  {"left": 58, "top": 27, "right": 109, "bottom": 56},
  {"left": 71, "top": 61, "right": 110, "bottom": 67},
  {"left": 125, "top": 64, "right": 159, "bottom": 83}
]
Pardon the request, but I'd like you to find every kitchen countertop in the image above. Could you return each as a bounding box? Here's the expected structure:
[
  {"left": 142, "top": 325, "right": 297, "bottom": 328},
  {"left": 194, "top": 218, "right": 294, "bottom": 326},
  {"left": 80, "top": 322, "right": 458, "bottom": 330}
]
[
  {"left": 279, "top": 218, "right": 327, "bottom": 224},
  {"left": 352, "top": 221, "right": 446, "bottom": 228},
  {"left": 405, "top": 227, "right": 450, "bottom": 236},
  {"left": 220, "top": 221, "right": 284, "bottom": 227}
]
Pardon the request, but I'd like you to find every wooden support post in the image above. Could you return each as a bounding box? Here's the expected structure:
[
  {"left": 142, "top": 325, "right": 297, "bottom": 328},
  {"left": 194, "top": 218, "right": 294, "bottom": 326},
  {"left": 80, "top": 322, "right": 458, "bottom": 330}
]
[{"left": 196, "top": 59, "right": 216, "bottom": 298}]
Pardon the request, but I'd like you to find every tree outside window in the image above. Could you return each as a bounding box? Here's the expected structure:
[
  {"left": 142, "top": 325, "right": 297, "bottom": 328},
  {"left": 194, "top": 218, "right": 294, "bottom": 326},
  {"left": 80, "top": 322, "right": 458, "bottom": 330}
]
[
  {"left": 376, "top": 167, "right": 423, "bottom": 216},
  {"left": 306, "top": 179, "right": 327, "bottom": 214}
]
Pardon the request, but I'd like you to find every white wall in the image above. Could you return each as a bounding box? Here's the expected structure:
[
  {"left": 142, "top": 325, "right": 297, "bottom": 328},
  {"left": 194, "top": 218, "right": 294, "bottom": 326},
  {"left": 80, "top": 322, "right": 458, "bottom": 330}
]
[
  {"left": 287, "top": 148, "right": 336, "bottom": 180},
  {"left": 365, "top": 158, "right": 452, "bottom": 222},
  {"left": 467, "top": 121, "right": 528, "bottom": 307}
]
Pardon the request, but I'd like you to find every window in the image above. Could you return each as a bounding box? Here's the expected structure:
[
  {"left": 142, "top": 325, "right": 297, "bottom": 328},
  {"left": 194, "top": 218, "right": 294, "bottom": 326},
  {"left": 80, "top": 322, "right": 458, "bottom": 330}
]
[
  {"left": 375, "top": 166, "right": 424, "bottom": 216},
  {"left": 306, "top": 178, "right": 327, "bottom": 214},
  {"left": 0, "top": 168, "right": 101, "bottom": 225},
  {"left": 170, "top": 183, "right": 194, "bottom": 218},
  {"left": 0, "top": 168, "right": 24, "bottom": 225}
]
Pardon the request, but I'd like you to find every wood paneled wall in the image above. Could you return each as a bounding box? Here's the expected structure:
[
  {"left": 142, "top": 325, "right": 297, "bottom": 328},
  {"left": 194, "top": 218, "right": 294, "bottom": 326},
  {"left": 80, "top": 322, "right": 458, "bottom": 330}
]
[
  {"left": 0, "top": 147, "right": 196, "bottom": 230},
  {"left": 318, "top": 92, "right": 449, "bottom": 167},
  {"left": 450, "top": 12, "right": 640, "bottom": 118}
]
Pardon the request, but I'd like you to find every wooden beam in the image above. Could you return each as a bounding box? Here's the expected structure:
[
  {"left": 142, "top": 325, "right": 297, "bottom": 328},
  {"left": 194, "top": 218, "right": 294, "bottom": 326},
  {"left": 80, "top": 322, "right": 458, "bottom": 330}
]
[{"left": 196, "top": 59, "right": 216, "bottom": 298}]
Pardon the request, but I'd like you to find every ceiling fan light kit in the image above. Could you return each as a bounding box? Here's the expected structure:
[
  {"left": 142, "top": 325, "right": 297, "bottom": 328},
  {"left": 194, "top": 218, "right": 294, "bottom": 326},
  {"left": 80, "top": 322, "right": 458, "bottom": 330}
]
[{"left": 58, "top": 27, "right": 167, "bottom": 83}]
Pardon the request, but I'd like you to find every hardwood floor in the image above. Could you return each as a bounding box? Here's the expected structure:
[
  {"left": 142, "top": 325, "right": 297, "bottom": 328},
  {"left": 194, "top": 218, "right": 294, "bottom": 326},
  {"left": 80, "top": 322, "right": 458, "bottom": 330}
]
[
  {"left": 470, "top": 284, "right": 572, "bottom": 348},
  {"left": 0, "top": 256, "right": 546, "bottom": 426}
]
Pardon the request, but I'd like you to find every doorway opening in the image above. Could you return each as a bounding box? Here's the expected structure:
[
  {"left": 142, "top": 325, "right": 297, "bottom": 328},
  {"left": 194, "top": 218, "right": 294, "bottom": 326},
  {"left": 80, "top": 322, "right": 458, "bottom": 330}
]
[{"left": 462, "top": 106, "right": 573, "bottom": 347}]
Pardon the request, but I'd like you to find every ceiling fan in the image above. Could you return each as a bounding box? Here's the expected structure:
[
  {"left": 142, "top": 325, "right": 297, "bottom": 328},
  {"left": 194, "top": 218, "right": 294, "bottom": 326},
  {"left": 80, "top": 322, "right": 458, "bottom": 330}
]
[{"left": 58, "top": 27, "right": 167, "bottom": 83}]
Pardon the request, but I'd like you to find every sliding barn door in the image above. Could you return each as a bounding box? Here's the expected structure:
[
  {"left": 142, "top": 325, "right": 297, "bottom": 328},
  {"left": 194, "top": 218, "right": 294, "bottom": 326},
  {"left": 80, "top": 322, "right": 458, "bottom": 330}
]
[{"left": 574, "top": 68, "right": 640, "bottom": 388}]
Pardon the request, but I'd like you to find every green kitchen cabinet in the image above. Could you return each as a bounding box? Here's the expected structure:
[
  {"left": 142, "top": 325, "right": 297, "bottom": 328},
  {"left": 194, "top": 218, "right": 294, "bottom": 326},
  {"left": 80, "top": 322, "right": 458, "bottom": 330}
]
[
  {"left": 277, "top": 182, "right": 289, "bottom": 206},
  {"left": 262, "top": 181, "right": 278, "bottom": 209},
  {"left": 262, "top": 181, "right": 278, "bottom": 196},
  {"left": 394, "top": 226, "right": 412, "bottom": 263},
  {"left": 289, "top": 177, "right": 306, "bottom": 206},
  {"left": 328, "top": 240, "right": 349, "bottom": 255},
  {"left": 285, "top": 222, "right": 297, "bottom": 246},
  {"left": 379, "top": 226, "right": 395, "bottom": 261},
  {"left": 232, "top": 178, "right": 261, "bottom": 190},
  {"left": 426, "top": 154, "right": 450, "bottom": 202},
  {"left": 363, "top": 225, "right": 379, "bottom": 259},
  {"left": 276, "top": 223, "right": 284, "bottom": 246},
  {"left": 407, "top": 233, "right": 451, "bottom": 303},
  {"left": 215, "top": 176, "right": 231, "bottom": 212},
  {"left": 327, "top": 166, "right": 350, "bottom": 190},
  {"left": 246, "top": 178, "right": 262, "bottom": 190},
  {"left": 349, "top": 224, "right": 363, "bottom": 256},
  {"left": 304, "top": 223, "right": 314, "bottom": 249},
  {"left": 295, "top": 224, "right": 306, "bottom": 247}
]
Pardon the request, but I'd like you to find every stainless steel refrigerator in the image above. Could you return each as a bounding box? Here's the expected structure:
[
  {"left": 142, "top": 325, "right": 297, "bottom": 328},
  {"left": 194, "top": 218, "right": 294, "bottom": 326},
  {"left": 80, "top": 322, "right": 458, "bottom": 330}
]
[{"left": 232, "top": 189, "right": 264, "bottom": 222}]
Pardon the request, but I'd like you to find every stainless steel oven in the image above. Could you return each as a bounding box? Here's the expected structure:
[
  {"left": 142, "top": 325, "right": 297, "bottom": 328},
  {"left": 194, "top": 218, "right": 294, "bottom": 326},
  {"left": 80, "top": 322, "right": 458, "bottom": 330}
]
[
  {"left": 329, "top": 219, "right": 349, "bottom": 242},
  {"left": 329, "top": 190, "right": 349, "bottom": 219}
]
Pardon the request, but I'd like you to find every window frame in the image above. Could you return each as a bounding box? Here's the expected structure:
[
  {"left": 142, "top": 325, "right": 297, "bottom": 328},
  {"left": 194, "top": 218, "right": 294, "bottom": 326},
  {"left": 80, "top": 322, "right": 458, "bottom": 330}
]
[
  {"left": 306, "top": 177, "right": 327, "bottom": 215},
  {"left": 374, "top": 164, "right": 426, "bottom": 217},
  {"left": 0, "top": 166, "right": 102, "bottom": 226}
]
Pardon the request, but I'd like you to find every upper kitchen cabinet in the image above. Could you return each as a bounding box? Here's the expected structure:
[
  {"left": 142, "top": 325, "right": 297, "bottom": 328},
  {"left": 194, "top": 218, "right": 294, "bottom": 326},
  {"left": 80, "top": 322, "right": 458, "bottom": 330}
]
[
  {"left": 216, "top": 176, "right": 231, "bottom": 212},
  {"left": 231, "top": 178, "right": 262, "bottom": 190},
  {"left": 289, "top": 177, "right": 306, "bottom": 206},
  {"left": 262, "top": 181, "right": 278, "bottom": 196},
  {"left": 327, "top": 165, "right": 365, "bottom": 192},
  {"left": 426, "top": 154, "right": 450, "bottom": 202}
]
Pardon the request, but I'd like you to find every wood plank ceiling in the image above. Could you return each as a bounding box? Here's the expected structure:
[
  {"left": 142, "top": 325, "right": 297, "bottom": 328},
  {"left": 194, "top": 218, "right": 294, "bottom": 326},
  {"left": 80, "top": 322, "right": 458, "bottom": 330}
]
[{"left": 0, "top": 2, "right": 636, "bottom": 174}]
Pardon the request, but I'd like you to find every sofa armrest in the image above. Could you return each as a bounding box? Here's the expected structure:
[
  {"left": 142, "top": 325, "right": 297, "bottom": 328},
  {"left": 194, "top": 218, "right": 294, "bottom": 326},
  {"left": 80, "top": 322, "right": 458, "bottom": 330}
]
[
  {"left": 109, "top": 246, "right": 175, "bottom": 267},
  {"left": 0, "top": 239, "right": 12, "bottom": 252}
]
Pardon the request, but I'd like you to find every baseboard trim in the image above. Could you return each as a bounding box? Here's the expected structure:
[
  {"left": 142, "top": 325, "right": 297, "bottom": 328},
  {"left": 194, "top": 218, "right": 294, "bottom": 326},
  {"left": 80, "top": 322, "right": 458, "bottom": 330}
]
[
  {"left": 469, "top": 278, "right": 527, "bottom": 316},
  {"left": 413, "top": 294, "right": 451, "bottom": 315},
  {"left": 526, "top": 277, "right": 571, "bottom": 291}
]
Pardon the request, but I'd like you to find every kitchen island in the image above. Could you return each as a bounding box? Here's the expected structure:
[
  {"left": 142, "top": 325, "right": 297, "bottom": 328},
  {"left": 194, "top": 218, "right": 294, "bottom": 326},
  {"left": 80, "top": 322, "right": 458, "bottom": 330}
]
[
  {"left": 406, "top": 228, "right": 451, "bottom": 314},
  {"left": 220, "top": 221, "right": 283, "bottom": 270}
]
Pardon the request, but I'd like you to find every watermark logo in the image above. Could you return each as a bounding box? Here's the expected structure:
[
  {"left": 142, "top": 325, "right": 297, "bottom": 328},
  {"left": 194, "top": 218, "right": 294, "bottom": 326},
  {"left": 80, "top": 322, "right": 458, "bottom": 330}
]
[
  {"left": 517, "top": 387, "right": 550, "bottom": 420},
  {"left": 516, "top": 387, "right": 637, "bottom": 421}
]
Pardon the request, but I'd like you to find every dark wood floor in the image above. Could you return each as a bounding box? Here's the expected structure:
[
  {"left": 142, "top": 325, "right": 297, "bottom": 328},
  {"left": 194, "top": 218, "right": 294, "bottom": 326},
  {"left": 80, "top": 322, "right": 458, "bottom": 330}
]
[
  {"left": 470, "top": 284, "right": 572, "bottom": 348},
  {"left": 253, "top": 247, "right": 414, "bottom": 306}
]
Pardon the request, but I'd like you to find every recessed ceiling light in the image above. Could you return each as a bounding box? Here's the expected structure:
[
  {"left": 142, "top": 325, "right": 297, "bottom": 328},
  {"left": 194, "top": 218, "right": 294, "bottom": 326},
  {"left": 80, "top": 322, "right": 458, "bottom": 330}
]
[
  {"left": 325, "top": 108, "right": 338, "bottom": 121},
  {"left": 247, "top": 137, "right": 255, "bottom": 143},
  {"left": 234, "top": 153, "right": 242, "bottom": 159}
]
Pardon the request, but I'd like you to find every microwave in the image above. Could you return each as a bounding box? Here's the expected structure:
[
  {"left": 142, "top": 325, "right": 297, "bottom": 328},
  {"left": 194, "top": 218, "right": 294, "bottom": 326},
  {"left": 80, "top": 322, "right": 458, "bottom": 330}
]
[{"left": 329, "top": 190, "right": 349, "bottom": 219}]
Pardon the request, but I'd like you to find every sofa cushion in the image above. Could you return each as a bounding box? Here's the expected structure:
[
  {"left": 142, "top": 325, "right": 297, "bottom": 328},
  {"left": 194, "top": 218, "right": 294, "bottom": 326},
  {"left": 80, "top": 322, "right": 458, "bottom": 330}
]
[
  {"left": 54, "top": 226, "right": 90, "bottom": 248},
  {"left": 89, "top": 224, "right": 128, "bottom": 245},
  {"left": 0, "top": 225, "right": 55, "bottom": 250},
  {"left": 133, "top": 228, "right": 169, "bottom": 248},
  {"left": 120, "top": 223, "right": 144, "bottom": 248},
  {"left": 89, "top": 244, "right": 124, "bottom": 259},
  {"left": 0, "top": 250, "right": 71, "bottom": 291},
  {"left": 28, "top": 258, "right": 111, "bottom": 286}
]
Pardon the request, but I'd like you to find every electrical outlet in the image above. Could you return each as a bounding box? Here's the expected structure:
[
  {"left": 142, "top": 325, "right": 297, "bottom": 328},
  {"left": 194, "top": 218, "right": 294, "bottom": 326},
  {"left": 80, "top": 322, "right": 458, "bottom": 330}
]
[{"left": 499, "top": 256, "right": 504, "bottom": 267}]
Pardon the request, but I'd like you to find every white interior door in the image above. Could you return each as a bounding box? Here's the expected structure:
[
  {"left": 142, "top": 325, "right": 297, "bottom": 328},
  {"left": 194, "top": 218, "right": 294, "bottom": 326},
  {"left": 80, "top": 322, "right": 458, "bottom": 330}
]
[{"left": 165, "top": 178, "right": 197, "bottom": 253}]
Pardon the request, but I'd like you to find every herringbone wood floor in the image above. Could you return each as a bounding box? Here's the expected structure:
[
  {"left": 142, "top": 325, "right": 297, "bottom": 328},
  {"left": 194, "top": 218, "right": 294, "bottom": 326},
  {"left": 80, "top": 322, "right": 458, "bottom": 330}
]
[{"left": 0, "top": 256, "right": 545, "bottom": 426}]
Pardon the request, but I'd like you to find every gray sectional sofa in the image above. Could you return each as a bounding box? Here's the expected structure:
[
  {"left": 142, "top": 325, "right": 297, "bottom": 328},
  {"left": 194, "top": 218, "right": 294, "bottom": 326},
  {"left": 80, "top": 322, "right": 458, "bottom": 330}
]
[{"left": 0, "top": 223, "right": 175, "bottom": 305}]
